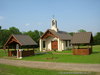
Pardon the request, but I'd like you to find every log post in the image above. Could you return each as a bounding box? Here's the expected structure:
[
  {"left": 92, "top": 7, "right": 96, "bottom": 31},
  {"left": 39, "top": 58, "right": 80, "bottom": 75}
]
[
  {"left": 8, "top": 46, "right": 9, "bottom": 56},
  {"left": 91, "top": 44, "right": 92, "bottom": 53},
  {"left": 33, "top": 46, "right": 34, "bottom": 50},
  {"left": 78, "top": 44, "right": 79, "bottom": 49},
  {"left": 16, "top": 44, "right": 19, "bottom": 58}
]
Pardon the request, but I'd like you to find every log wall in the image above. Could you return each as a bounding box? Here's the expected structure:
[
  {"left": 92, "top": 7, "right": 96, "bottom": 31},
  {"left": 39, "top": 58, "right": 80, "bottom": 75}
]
[
  {"left": 73, "top": 48, "right": 92, "bottom": 55},
  {"left": 8, "top": 50, "right": 34, "bottom": 57},
  {"left": 22, "top": 50, "right": 34, "bottom": 57}
]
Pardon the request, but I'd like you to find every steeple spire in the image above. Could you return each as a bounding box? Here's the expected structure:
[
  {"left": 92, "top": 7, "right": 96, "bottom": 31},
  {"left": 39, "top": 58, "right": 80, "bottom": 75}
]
[{"left": 51, "top": 18, "right": 58, "bottom": 32}]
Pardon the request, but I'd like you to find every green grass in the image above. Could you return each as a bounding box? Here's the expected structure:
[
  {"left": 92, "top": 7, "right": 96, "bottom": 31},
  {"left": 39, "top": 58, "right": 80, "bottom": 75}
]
[
  {"left": 0, "top": 45, "right": 100, "bottom": 64},
  {"left": 22, "top": 45, "right": 100, "bottom": 64},
  {"left": 50, "top": 50, "right": 72, "bottom": 53},
  {"left": 0, "top": 64, "right": 98, "bottom": 75},
  {"left": 0, "top": 49, "right": 8, "bottom": 57}
]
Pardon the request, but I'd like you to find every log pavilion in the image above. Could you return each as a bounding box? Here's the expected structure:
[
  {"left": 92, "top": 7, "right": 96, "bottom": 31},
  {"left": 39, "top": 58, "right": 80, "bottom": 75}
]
[
  {"left": 71, "top": 32, "right": 93, "bottom": 55},
  {"left": 4, "top": 34, "right": 37, "bottom": 58}
]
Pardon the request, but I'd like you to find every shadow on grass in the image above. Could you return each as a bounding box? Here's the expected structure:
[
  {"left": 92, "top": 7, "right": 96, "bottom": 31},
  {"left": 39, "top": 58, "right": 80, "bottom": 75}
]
[
  {"left": 46, "top": 57, "right": 59, "bottom": 60},
  {"left": 34, "top": 52, "right": 53, "bottom": 56},
  {"left": 92, "top": 51, "right": 100, "bottom": 54}
]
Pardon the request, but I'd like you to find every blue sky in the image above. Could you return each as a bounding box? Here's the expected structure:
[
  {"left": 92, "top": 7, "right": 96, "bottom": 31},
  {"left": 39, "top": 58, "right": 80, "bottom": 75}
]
[{"left": 0, "top": 0, "right": 100, "bottom": 35}]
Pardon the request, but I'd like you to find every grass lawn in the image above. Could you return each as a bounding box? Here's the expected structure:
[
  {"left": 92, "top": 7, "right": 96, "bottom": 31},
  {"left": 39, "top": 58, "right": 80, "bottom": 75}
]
[
  {"left": 0, "top": 64, "right": 98, "bottom": 75},
  {"left": 22, "top": 45, "right": 100, "bottom": 64},
  {"left": 0, "top": 45, "right": 100, "bottom": 64},
  {"left": 0, "top": 49, "right": 7, "bottom": 58}
]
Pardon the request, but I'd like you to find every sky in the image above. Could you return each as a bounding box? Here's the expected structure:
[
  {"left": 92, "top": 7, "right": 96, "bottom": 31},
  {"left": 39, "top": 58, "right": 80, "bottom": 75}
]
[{"left": 0, "top": 0, "right": 100, "bottom": 35}]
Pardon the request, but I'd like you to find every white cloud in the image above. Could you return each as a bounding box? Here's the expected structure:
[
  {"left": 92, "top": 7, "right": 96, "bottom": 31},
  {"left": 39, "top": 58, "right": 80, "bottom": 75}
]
[
  {"left": 0, "top": 16, "right": 4, "bottom": 20},
  {"left": 25, "top": 23, "right": 30, "bottom": 26}
]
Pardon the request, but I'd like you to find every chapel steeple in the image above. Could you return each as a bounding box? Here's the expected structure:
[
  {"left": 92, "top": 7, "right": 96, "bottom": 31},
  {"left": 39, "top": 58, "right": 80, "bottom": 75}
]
[{"left": 51, "top": 19, "right": 59, "bottom": 32}]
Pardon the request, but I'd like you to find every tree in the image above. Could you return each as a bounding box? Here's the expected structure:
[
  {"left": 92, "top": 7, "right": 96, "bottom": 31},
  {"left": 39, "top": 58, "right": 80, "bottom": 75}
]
[
  {"left": 9, "top": 27, "right": 21, "bottom": 34},
  {"left": 33, "top": 30, "right": 40, "bottom": 42},
  {"left": 0, "top": 29, "right": 11, "bottom": 48},
  {"left": 24, "top": 30, "right": 43, "bottom": 43},
  {"left": 0, "top": 27, "right": 22, "bottom": 48},
  {"left": 69, "top": 32, "right": 75, "bottom": 36},
  {"left": 39, "top": 31, "right": 43, "bottom": 37},
  {"left": 78, "top": 29, "right": 86, "bottom": 32},
  {"left": 0, "top": 26, "right": 1, "bottom": 30},
  {"left": 93, "top": 32, "right": 100, "bottom": 45}
]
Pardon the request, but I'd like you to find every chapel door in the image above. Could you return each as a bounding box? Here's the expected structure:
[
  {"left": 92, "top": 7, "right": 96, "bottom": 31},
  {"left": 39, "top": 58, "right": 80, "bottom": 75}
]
[{"left": 51, "top": 41, "right": 58, "bottom": 50}]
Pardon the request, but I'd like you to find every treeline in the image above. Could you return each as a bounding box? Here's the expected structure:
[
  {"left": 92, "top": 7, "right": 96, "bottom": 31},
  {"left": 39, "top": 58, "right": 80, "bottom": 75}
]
[
  {"left": 0, "top": 26, "right": 100, "bottom": 48},
  {"left": 0, "top": 26, "right": 43, "bottom": 48}
]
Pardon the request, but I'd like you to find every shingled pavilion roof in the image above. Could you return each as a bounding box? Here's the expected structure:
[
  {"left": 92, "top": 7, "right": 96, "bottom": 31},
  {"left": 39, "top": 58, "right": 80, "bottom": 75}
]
[
  {"left": 71, "top": 32, "right": 93, "bottom": 44},
  {"left": 4, "top": 34, "right": 37, "bottom": 46}
]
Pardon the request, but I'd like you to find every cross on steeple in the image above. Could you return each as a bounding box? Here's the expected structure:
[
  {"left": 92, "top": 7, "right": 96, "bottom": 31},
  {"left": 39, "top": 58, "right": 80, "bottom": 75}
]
[{"left": 52, "top": 15, "right": 55, "bottom": 19}]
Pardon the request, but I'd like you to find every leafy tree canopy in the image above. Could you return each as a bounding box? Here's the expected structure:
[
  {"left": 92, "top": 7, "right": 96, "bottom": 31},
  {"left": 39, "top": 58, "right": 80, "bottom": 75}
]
[
  {"left": 93, "top": 32, "right": 100, "bottom": 45},
  {"left": 69, "top": 32, "right": 75, "bottom": 36},
  {"left": 9, "top": 27, "right": 21, "bottom": 34},
  {"left": 78, "top": 29, "right": 86, "bottom": 32},
  {"left": 23, "top": 30, "right": 43, "bottom": 43}
]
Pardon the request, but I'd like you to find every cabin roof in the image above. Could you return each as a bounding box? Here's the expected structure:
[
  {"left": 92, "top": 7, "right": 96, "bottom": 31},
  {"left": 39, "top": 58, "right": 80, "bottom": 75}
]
[{"left": 71, "top": 32, "right": 93, "bottom": 44}]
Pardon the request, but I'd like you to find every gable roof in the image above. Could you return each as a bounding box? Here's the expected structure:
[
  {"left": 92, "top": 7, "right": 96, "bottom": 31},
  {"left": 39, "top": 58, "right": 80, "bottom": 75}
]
[
  {"left": 4, "top": 34, "right": 37, "bottom": 46},
  {"left": 41, "top": 29, "right": 72, "bottom": 40},
  {"left": 71, "top": 32, "right": 93, "bottom": 44}
]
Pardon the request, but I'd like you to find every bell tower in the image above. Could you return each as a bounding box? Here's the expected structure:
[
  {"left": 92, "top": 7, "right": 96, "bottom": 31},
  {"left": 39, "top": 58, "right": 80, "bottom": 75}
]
[{"left": 51, "top": 19, "right": 58, "bottom": 32}]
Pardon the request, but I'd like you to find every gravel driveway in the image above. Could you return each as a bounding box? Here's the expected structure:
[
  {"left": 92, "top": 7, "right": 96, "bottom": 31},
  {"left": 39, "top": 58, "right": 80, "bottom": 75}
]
[{"left": 0, "top": 58, "right": 100, "bottom": 72}]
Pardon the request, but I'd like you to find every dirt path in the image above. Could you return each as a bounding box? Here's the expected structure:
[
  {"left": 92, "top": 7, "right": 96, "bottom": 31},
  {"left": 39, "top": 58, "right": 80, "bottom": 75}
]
[{"left": 0, "top": 58, "right": 100, "bottom": 72}]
